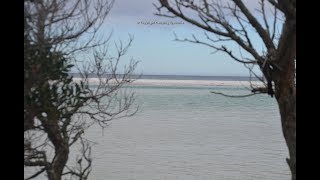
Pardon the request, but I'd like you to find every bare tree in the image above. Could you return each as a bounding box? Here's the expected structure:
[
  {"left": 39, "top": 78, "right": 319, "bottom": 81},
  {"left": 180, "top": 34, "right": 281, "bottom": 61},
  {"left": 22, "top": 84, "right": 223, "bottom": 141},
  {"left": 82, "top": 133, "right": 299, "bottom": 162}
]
[
  {"left": 155, "top": 0, "right": 295, "bottom": 179},
  {"left": 24, "top": 0, "right": 138, "bottom": 179}
]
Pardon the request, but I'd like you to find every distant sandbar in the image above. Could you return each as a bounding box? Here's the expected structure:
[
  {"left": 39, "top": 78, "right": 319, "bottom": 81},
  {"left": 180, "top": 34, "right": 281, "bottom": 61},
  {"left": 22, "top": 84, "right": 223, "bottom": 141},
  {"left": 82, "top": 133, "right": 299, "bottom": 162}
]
[{"left": 73, "top": 78, "right": 263, "bottom": 87}]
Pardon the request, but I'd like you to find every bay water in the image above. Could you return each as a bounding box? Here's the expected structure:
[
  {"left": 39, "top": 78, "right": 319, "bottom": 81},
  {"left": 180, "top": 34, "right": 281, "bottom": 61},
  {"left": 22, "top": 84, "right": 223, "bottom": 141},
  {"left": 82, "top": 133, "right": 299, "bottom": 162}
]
[
  {"left": 25, "top": 76, "right": 291, "bottom": 179},
  {"left": 85, "top": 83, "right": 290, "bottom": 180}
]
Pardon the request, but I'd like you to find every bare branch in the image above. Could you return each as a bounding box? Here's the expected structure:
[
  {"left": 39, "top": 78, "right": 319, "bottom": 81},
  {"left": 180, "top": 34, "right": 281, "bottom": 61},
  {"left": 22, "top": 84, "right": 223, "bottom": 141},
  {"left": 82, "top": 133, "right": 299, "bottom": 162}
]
[
  {"left": 210, "top": 91, "right": 265, "bottom": 98},
  {"left": 230, "top": 5, "right": 254, "bottom": 49},
  {"left": 271, "top": 5, "right": 278, "bottom": 41},
  {"left": 156, "top": 1, "right": 230, "bottom": 37},
  {"left": 25, "top": 168, "right": 46, "bottom": 180},
  {"left": 62, "top": 137, "right": 92, "bottom": 179},
  {"left": 232, "top": 0, "right": 275, "bottom": 51},
  {"left": 267, "top": 0, "right": 281, "bottom": 10},
  {"left": 157, "top": 0, "right": 264, "bottom": 63},
  {"left": 174, "top": 33, "right": 257, "bottom": 64},
  {"left": 260, "top": 0, "right": 270, "bottom": 36}
]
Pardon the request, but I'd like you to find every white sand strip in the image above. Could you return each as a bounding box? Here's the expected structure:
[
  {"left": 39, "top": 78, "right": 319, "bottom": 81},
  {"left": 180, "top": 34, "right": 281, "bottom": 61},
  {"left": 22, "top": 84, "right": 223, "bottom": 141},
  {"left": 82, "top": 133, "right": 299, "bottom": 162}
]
[
  {"left": 132, "top": 79, "right": 263, "bottom": 87},
  {"left": 73, "top": 78, "right": 264, "bottom": 87}
]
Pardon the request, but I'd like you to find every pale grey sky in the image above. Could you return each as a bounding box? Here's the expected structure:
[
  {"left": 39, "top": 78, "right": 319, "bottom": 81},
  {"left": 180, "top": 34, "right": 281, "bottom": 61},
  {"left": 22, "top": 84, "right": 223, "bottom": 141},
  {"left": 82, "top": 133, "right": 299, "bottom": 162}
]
[{"left": 98, "top": 0, "right": 275, "bottom": 76}]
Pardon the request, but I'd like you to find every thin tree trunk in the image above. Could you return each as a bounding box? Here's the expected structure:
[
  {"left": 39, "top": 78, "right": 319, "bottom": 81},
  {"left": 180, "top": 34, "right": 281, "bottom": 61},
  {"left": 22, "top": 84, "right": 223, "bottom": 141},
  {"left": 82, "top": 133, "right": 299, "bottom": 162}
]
[
  {"left": 47, "top": 143, "right": 69, "bottom": 180},
  {"left": 42, "top": 112, "right": 69, "bottom": 180}
]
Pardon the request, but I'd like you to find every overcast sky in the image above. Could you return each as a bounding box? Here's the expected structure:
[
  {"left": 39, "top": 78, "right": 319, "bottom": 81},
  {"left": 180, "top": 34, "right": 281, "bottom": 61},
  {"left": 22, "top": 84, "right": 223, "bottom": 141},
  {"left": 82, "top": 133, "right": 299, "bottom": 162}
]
[{"left": 98, "top": 0, "right": 271, "bottom": 76}]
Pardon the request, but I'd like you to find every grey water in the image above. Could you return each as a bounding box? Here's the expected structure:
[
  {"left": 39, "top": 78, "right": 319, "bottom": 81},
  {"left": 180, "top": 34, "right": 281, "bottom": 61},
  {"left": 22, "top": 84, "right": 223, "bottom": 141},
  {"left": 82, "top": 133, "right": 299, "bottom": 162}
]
[{"left": 84, "top": 85, "right": 290, "bottom": 180}]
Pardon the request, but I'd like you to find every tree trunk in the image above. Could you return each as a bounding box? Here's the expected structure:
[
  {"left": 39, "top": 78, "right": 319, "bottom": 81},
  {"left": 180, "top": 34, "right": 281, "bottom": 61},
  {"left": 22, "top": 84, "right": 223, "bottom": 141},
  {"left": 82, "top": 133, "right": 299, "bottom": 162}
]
[
  {"left": 276, "top": 90, "right": 296, "bottom": 180},
  {"left": 42, "top": 112, "right": 69, "bottom": 180},
  {"left": 274, "top": 54, "right": 296, "bottom": 179},
  {"left": 273, "top": 17, "right": 296, "bottom": 180},
  {"left": 274, "top": 58, "right": 296, "bottom": 180},
  {"left": 274, "top": 59, "right": 296, "bottom": 180},
  {"left": 47, "top": 143, "right": 69, "bottom": 180}
]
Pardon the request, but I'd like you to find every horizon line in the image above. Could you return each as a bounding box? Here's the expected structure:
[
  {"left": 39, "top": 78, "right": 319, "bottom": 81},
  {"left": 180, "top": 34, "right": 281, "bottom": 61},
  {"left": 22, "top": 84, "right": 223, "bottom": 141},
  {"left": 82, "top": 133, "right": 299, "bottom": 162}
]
[{"left": 69, "top": 72, "right": 258, "bottom": 77}]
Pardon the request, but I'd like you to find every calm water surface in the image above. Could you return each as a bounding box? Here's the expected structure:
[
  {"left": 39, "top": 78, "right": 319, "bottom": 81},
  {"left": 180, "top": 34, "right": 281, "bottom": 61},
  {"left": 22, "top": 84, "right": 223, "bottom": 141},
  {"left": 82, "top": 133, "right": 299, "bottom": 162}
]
[{"left": 84, "top": 85, "right": 290, "bottom": 180}]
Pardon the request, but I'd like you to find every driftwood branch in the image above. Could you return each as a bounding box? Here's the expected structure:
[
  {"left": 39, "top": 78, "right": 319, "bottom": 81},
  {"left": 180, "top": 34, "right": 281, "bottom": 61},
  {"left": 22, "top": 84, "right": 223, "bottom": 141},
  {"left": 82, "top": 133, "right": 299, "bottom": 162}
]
[{"left": 210, "top": 91, "right": 264, "bottom": 98}]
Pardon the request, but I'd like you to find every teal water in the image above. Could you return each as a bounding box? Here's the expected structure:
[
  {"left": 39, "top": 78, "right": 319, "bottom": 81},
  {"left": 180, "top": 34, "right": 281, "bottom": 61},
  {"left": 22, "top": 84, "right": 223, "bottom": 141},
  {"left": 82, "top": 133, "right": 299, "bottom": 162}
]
[{"left": 85, "top": 85, "right": 290, "bottom": 180}]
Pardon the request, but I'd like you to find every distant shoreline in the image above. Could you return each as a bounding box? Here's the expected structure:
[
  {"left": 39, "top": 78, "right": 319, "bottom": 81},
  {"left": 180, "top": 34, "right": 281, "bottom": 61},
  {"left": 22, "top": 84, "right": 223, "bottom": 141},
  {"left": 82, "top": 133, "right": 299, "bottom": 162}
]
[
  {"left": 73, "top": 78, "right": 263, "bottom": 87},
  {"left": 69, "top": 73, "right": 262, "bottom": 81},
  {"left": 131, "top": 79, "right": 263, "bottom": 87}
]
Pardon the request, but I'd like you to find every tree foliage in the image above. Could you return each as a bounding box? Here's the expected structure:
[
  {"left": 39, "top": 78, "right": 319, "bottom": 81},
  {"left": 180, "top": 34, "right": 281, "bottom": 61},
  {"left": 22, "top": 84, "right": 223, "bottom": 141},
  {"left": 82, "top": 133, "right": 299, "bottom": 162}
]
[{"left": 24, "top": 0, "right": 138, "bottom": 179}]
